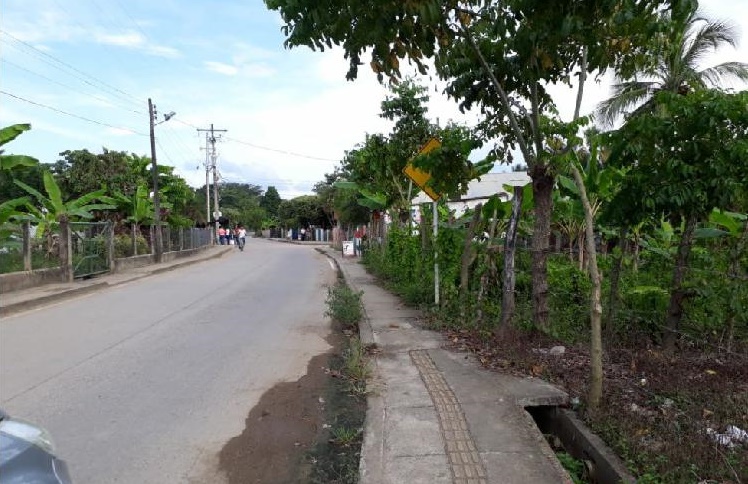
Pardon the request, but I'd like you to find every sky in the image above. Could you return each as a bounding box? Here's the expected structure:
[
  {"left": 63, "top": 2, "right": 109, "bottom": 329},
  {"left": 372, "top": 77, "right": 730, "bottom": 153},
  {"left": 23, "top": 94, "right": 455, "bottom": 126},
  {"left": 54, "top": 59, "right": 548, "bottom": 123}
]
[{"left": 1, "top": 0, "right": 746, "bottom": 200}]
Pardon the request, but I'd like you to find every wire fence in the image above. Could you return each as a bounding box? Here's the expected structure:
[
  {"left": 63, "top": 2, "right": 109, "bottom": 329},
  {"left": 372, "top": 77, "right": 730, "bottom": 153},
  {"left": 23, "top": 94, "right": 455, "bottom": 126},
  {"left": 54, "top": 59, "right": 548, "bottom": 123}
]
[{"left": 1, "top": 222, "right": 214, "bottom": 276}]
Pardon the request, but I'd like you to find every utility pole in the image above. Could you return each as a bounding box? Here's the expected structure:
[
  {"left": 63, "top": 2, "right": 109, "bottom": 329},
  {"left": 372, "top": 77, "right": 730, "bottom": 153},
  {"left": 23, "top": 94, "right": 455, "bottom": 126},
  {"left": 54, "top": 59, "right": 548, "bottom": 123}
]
[
  {"left": 202, "top": 134, "right": 211, "bottom": 230},
  {"left": 197, "top": 124, "right": 227, "bottom": 243},
  {"left": 148, "top": 99, "right": 175, "bottom": 262},
  {"left": 148, "top": 98, "right": 163, "bottom": 263}
]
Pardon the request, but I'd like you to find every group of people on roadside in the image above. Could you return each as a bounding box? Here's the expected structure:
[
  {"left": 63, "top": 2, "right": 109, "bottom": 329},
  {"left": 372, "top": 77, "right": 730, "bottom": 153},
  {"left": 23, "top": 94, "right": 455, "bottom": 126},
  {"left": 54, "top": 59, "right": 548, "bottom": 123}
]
[{"left": 218, "top": 225, "right": 247, "bottom": 251}]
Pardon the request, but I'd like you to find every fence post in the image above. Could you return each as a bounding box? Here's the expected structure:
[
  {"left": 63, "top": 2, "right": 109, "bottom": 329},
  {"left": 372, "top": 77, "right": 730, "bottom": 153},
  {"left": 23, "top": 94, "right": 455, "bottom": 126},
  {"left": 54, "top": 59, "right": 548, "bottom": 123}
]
[
  {"left": 179, "top": 228, "right": 184, "bottom": 251},
  {"left": 107, "top": 222, "right": 115, "bottom": 271},
  {"left": 22, "top": 221, "right": 32, "bottom": 271},
  {"left": 59, "top": 219, "right": 73, "bottom": 282}
]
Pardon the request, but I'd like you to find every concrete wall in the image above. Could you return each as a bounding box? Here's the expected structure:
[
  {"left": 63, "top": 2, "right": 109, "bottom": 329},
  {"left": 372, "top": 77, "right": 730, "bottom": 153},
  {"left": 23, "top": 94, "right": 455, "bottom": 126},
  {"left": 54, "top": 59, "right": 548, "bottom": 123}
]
[
  {"left": 0, "top": 267, "right": 65, "bottom": 293},
  {"left": 113, "top": 254, "right": 154, "bottom": 272},
  {"left": 3, "top": 245, "right": 214, "bottom": 293}
]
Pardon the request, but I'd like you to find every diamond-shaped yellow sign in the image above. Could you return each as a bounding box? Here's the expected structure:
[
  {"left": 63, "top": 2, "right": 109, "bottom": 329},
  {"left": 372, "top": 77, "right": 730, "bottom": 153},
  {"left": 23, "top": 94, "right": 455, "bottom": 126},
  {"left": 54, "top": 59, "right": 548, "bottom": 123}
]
[{"left": 403, "top": 138, "right": 441, "bottom": 201}]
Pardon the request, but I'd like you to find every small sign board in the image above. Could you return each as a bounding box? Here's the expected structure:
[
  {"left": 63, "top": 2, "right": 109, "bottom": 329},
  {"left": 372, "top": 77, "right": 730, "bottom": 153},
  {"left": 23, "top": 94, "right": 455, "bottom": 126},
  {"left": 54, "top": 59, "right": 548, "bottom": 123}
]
[
  {"left": 403, "top": 138, "right": 441, "bottom": 201},
  {"left": 342, "top": 240, "right": 355, "bottom": 257}
]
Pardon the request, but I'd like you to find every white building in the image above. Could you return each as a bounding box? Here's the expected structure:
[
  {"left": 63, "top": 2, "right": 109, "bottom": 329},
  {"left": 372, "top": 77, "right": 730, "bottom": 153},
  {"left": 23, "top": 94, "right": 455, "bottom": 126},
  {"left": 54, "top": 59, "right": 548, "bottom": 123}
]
[{"left": 411, "top": 171, "right": 531, "bottom": 219}]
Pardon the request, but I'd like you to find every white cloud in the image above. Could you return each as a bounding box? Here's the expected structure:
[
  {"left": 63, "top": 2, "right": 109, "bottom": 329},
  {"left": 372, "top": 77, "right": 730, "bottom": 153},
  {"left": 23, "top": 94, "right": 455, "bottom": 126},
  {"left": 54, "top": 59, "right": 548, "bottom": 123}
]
[
  {"left": 146, "top": 45, "right": 182, "bottom": 58},
  {"left": 95, "top": 31, "right": 146, "bottom": 47},
  {"left": 204, "top": 61, "right": 239, "bottom": 76}
]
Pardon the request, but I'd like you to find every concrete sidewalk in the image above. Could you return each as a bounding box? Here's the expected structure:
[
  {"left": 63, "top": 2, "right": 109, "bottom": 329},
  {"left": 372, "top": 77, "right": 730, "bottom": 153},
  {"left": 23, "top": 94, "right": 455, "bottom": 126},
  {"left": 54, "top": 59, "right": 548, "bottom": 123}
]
[
  {"left": 0, "top": 246, "right": 233, "bottom": 317},
  {"left": 324, "top": 248, "right": 573, "bottom": 484}
]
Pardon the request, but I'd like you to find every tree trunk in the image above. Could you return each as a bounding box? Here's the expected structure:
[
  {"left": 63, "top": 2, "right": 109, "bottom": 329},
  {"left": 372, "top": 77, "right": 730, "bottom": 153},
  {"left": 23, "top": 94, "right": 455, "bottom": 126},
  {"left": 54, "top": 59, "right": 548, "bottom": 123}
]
[
  {"left": 578, "top": 231, "right": 585, "bottom": 272},
  {"left": 498, "top": 187, "right": 523, "bottom": 334},
  {"left": 605, "top": 227, "right": 628, "bottom": 339},
  {"left": 663, "top": 214, "right": 698, "bottom": 353},
  {"left": 460, "top": 204, "right": 482, "bottom": 298},
  {"left": 570, "top": 165, "right": 603, "bottom": 412},
  {"left": 531, "top": 166, "right": 553, "bottom": 330},
  {"left": 59, "top": 217, "right": 73, "bottom": 282}
]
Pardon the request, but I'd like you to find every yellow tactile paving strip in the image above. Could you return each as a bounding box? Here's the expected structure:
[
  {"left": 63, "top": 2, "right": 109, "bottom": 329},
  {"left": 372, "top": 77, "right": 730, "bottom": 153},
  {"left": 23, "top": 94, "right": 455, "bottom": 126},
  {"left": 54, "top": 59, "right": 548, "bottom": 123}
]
[{"left": 410, "top": 349, "right": 488, "bottom": 484}]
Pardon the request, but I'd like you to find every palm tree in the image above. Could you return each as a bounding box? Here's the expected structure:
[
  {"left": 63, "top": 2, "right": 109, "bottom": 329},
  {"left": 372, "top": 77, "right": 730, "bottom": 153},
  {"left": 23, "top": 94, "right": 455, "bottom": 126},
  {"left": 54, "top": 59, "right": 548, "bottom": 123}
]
[{"left": 596, "top": 5, "right": 748, "bottom": 126}]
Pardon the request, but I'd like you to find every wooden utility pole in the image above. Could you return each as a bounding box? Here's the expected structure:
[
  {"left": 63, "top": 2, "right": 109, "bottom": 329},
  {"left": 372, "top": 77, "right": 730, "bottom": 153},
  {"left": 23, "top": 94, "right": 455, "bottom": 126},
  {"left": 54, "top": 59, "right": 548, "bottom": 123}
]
[{"left": 148, "top": 98, "right": 163, "bottom": 263}]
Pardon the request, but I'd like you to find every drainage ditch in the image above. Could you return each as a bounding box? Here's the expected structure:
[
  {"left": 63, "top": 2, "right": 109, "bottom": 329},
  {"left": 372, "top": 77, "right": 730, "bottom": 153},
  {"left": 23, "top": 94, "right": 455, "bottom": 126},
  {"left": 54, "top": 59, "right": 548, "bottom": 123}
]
[{"left": 526, "top": 406, "right": 636, "bottom": 484}]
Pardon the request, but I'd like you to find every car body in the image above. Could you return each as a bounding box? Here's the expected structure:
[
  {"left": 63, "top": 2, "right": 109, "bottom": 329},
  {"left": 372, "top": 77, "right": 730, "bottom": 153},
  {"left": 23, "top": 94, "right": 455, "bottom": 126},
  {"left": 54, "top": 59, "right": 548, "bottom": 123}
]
[{"left": 0, "top": 410, "right": 73, "bottom": 484}]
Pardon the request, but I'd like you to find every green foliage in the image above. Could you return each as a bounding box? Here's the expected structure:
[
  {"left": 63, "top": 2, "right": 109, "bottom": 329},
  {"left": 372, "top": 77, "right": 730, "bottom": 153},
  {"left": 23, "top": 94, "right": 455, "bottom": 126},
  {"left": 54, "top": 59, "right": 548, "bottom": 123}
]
[
  {"left": 15, "top": 171, "right": 116, "bottom": 223},
  {"left": 555, "top": 451, "right": 586, "bottom": 484},
  {"left": 54, "top": 149, "right": 140, "bottom": 199},
  {"left": 0, "top": 124, "right": 39, "bottom": 172},
  {"left": 113, "top": 233, "right": 149, "bottom": 258},
  {"left": 260, "top": 185, "right": 282, "bottom": 218},
  {"left": 606, "top": 89, "right": 748, "bottom": 226},
  {"left": 278, "top": 195, "right": 328, "bottom": 228},
  {"left": 341, "top": 337, "right": 371, "bottom": 397},
  {"left": 325, "top": 283, "right": 364, "bottom": 330}
]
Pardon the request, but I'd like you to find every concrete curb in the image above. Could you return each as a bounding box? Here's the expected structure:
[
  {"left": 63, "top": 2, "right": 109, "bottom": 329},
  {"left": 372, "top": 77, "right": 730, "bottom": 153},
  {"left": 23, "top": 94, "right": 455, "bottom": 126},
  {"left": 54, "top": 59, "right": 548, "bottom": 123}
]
[{"left": 0, "top": 282, "right": 109, "bottom": 318}]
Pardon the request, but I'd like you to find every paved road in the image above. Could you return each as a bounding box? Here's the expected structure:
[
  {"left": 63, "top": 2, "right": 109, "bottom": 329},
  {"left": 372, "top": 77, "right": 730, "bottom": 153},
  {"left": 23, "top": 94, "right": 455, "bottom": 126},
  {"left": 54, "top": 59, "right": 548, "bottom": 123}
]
[{"left": 0, "top": 240, "right": 336, "bottom": 484}]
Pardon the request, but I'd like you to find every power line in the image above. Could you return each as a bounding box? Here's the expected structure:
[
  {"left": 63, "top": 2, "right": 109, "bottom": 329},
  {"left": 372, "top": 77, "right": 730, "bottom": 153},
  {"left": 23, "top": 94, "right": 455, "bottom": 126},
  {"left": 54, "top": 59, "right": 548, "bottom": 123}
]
[
  {"left": 155, "top": 137, "right": 177, "bottom": 166},
  {"left": 0, "top": 29, "right": 142, "bottom": 107},
  {"left": 174, "top": 119, "right": 338, "bottom": 162},
  {"left": 0, "top": 58, "right": 144, "bottom": 116},
  {"left": 223, "top": 136, "right": 339, "bottom": 162},
  {"left": 0, "top": 90, "right": 147, "bottom": 135}
]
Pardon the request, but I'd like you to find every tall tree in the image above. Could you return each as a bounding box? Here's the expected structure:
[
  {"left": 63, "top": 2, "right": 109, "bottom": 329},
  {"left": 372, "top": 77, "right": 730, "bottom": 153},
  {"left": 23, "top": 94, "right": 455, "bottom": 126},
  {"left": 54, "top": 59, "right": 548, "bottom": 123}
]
[
  {"left": 260, "top": 186, "right": 282, "bottom": 218},
  {"left": 596, "top": 3, "right": 748, "bottom": 126},
  {"left": 266, "top": 0, "right": 664, "bottom": 329},
  {"left": 606, "top": 89, "right": 748, "bottom": 352}
]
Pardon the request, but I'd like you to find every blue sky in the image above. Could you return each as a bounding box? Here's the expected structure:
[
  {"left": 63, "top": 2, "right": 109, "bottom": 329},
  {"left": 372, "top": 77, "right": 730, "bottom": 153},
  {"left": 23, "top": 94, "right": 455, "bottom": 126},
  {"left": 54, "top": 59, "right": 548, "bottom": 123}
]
[{"left": 2, "top": 0, "right": 746, "bottom": 199}]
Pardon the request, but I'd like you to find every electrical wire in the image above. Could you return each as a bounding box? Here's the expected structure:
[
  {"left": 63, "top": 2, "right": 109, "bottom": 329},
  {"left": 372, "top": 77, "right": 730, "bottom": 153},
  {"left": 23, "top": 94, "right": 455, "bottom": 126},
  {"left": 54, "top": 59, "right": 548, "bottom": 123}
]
[
  {"left": 223, "top": 136, "right": 339, "bottom": 162},
  {"left": 0, "top": 29, "right": 142, "bottom": 107},
  {"left": 0, "top": 58, "right": 144, "bottom": 116},
  {"left": 173, "top": 118, "right": 339, "bottom": 163},
  {"left": 0, "top": 89, "right": 148, "bottom": 135}
]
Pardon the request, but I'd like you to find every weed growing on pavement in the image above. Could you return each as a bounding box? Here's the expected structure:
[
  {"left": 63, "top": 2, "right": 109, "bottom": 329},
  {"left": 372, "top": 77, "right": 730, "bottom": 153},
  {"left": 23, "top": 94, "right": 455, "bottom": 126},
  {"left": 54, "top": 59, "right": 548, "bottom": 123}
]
[
  {"left": 309, "top": 276, "right": 369, "bottom": 483},
  {"left": 325, "top": 283, "right": 364, "bottom": 331},
  {"left": 307, "top": 338, "right": 368, "bottom": 484},
  {"left": 342, "top": 337, "right": 371, "bottom": 397},
  {"left": 330, "top": 426, "right": 362, "bottom": 447}
]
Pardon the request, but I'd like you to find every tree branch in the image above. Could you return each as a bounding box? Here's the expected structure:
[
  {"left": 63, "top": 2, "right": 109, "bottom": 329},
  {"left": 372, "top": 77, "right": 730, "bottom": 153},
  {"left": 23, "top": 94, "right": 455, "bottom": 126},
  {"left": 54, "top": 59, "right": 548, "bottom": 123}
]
[
  {"left": 460, "top": 25, "right": 534, "bottom": 166},
  {"left": 573, "top": 47, "right": 588, "bottom": 121},
  {"left": 530, "top": 82, "right": 544, "bottom": 156}
]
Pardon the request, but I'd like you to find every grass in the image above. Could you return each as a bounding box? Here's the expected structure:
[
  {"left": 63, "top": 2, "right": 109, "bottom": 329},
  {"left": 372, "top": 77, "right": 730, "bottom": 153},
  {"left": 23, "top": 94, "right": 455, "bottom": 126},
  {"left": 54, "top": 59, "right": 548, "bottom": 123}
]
[{"left": 307, "top": 277, "right": 370, "bottom": 483}]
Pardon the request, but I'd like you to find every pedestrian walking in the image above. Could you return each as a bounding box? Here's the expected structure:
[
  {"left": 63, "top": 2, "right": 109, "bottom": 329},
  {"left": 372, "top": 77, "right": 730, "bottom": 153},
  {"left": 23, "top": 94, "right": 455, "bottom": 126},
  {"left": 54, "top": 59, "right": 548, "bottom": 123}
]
[{"left": 218, "top": 227, "right": 227, "bottom": 245}]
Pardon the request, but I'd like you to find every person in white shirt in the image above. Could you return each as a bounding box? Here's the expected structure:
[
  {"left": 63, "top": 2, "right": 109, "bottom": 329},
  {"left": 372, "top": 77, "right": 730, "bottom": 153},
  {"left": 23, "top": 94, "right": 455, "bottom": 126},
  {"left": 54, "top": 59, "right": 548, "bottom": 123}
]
[{"left": 236, "top": 225, "right": 247, "bottom": 251}]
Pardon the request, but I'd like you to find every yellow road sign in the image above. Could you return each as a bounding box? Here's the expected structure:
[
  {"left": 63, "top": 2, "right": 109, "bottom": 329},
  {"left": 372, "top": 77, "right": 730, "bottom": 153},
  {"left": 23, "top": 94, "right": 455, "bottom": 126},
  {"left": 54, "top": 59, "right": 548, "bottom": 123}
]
[{"left": 403, "top": 138, "right": 441, "bottom": 201}]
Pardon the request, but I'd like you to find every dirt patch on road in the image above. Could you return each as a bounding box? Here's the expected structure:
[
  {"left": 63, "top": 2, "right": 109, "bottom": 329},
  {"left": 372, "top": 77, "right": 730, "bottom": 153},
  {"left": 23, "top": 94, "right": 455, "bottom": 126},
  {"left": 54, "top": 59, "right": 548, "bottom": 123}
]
[
  {"left": 218, "top": 350, "right": 332, "bottom": 484},
  {"left": 218, "top": 327, "right": 366, "bottom": 484}
]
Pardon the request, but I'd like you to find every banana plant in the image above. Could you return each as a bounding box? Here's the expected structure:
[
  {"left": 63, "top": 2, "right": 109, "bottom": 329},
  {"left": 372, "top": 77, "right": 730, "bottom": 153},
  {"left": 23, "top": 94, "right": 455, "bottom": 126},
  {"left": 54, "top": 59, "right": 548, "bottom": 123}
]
[
  {"left": 1, "top": 123, "right": 39, "bottom": 246},
  {"left": 15, "top": 171, "right": 116, "bottom": 254},
  {"left": 0, "top": 124, "right": 38, "bottom": 172},
  {"left": 113, "top": 184, "right": 153, "bottom": 256}
]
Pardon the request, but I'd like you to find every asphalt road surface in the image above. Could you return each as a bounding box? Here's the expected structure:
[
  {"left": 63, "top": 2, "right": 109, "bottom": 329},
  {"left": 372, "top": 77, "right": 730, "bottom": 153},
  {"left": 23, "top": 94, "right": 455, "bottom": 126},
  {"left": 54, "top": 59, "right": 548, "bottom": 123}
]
[{"left": 0, "top": 239, "right": 336, "bottom": 483}]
